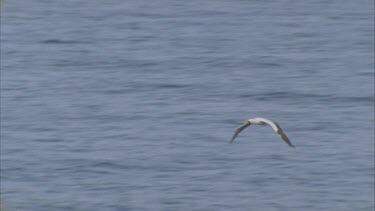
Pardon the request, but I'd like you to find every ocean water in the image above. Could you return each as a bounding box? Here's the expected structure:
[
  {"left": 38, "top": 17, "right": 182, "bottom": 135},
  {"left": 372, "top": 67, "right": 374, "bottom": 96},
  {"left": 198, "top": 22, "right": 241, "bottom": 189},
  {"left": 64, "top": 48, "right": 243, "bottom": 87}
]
[{"left": 1, "top": 1, "right": 374, "bottom": 210}]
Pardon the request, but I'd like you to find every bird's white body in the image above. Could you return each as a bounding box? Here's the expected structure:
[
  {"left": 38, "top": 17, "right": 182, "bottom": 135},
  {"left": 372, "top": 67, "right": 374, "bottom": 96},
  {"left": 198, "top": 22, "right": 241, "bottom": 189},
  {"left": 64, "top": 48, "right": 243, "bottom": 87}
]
[
  {"left": 230, "top": 117, "right": 294, "bottom": 147},
  {"left": 248, "top": 117, "right": 278, "bottom": 131}
]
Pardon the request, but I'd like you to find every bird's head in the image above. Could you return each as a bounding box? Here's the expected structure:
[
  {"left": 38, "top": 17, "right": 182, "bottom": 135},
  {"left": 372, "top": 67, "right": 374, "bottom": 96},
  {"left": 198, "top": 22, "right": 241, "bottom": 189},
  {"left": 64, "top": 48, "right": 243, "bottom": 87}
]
[{"left": 244, "top": 120, "right": 251, "bottom": 125}]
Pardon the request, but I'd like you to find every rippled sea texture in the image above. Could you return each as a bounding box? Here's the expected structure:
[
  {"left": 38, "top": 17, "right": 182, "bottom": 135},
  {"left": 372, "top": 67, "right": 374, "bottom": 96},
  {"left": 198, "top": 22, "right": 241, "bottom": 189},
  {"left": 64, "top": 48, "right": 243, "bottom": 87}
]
[{"left": 1, "top": 1, "right": 374, "bottom": 210}]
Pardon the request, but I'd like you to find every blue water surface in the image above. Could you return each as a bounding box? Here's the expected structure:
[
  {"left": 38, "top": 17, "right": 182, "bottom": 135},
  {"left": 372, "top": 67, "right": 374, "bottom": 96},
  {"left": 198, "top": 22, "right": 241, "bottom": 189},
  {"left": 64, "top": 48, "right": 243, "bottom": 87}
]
[{"left": 1, "top": 1, "right": 374, "bottom": 210}]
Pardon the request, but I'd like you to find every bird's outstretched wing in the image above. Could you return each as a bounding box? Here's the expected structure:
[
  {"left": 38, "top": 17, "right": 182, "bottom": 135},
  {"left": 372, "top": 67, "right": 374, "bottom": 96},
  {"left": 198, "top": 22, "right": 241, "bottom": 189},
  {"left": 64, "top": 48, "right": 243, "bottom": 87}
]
[
  {"left": 229, "top": 121, "right": 251, "bottom": 143},
  {"left": 260, "top": 119, "right": 294, "bottom": 148},
  {"left": 278, "top": 130, "right": 294, "bottom": 147}
]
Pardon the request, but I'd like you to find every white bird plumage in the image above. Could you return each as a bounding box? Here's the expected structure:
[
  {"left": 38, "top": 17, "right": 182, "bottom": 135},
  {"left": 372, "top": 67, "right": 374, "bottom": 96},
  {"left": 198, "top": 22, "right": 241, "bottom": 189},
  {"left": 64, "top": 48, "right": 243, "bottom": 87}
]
[{"left": 230, "top": 117, "right": 295, "bottom": 147}]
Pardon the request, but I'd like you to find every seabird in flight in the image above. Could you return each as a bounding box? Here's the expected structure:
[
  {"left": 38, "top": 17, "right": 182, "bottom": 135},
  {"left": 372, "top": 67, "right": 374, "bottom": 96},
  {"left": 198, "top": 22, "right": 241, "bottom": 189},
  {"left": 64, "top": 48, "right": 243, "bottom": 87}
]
[{"left": 230, "top": 117, "right": 294, "bottom": 147}]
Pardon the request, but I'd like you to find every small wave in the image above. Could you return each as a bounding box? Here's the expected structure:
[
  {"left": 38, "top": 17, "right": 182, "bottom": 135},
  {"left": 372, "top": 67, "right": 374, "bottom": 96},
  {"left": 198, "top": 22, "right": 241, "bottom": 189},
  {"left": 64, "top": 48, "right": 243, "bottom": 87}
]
[
  {"left": 40, "top": 39, "right": 92, "bottom": 44},
  {"left": 152, "top": 83, "right": 191, "bottom": 89},
  {"left": 32, "top": 138, "right": 63, "bottom": 143},
  {"left": 254, "top": 61, "right": 282, "bottom": 68},
  {"left": 239, "top": 91, "right": 374, "bottom": 104},
  {"left": 239, "top": 91, "right": 332, "bottom": 101}
]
